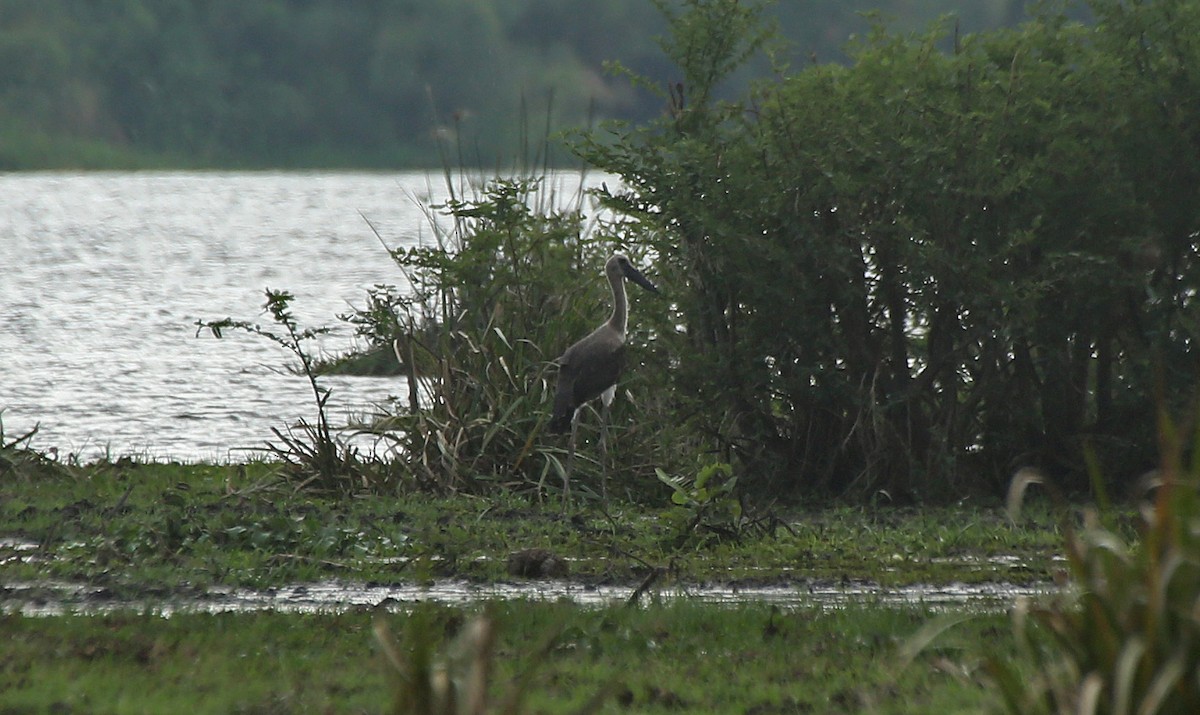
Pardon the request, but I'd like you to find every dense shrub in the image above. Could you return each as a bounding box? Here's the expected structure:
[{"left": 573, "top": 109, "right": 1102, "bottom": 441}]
[{"left": 575, "top": 0, "right": 1200, "bottom": 500}]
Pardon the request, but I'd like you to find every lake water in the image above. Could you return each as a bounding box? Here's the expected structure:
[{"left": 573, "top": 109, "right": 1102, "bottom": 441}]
[{"left": 0, "top": 171, "right": 593, "bottom": 463}]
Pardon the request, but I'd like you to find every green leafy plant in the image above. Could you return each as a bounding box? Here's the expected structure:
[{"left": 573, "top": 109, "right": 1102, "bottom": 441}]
[
  {"left": 658, "top": 461, "right": 737, "bottom": 511},
  {"left": 655, "top": 461, "right": 766, "bottom": 544},
  {"left": 197, "top": 289, "right": 368, "bottom": 491}
]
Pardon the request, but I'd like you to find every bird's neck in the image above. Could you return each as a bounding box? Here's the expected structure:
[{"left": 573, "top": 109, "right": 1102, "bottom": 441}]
[{"left": 607, "top": 271, "right": 628, "bottom": 336}]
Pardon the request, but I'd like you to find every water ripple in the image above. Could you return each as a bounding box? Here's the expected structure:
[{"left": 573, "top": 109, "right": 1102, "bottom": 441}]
[{"left": 0, "top": 171, "right": 597, "bottom": 462}]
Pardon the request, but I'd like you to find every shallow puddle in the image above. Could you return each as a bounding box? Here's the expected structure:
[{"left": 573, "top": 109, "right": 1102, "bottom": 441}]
[
  {"left": 1, "top": 577, "right": 1055, "bottom": 616},
  {"left": 1, "top": 535, "right": 1058, "bottom": 615}
]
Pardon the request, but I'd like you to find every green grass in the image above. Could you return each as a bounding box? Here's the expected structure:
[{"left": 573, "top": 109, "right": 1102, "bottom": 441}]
[
  {"left": 0, "top": 600, "right": 1017, "bottom": 714},
  {"left": 0, "top": 460, "right": 1068, "bottom": 596}
]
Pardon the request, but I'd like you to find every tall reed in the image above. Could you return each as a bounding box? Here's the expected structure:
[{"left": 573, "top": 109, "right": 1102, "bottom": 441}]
[{"left": 355, "top": 173, "right": 666, "bottom": 500}]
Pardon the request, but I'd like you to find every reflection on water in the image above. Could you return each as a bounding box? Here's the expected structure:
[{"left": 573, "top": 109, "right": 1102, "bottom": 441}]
[{"left": 0, "top": 171, "right": 594, "bottom": 462}]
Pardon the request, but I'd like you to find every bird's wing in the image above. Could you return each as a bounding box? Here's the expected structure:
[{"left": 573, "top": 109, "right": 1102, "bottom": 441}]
[
  {"left": 550, "top": 361, "right": 578, "bottom": 433},
  {"left": 550, "top": 336, "right": 626, "bottom": 432},
  {"left": 570, "top": 342, "right": 625, "bottom": 408}
]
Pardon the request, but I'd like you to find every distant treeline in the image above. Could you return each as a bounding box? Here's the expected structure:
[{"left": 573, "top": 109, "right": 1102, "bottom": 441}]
[{"left": 0, "top": 0, "right": 1056, "bottom": 169}]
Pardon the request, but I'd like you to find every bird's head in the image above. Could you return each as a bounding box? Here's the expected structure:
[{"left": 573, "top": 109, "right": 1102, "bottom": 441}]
[{"left": 608, "top": 253, "right": 659, "bottom": 294}]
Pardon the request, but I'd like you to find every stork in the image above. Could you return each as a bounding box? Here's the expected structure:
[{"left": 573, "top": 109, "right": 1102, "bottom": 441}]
[{"left": 550, "top": 253, "right": 658, "bottom": 506}]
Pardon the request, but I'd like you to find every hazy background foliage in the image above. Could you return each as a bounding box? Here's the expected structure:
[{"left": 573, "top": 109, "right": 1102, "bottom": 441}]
[{"left": 0, "top": 0, "right": 1072, "bottom": 168}]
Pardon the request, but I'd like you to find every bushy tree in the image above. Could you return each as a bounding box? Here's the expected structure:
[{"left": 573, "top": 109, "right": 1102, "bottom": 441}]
[{"left": 575, "top": 0, "right": 1200, "bottom": 501}]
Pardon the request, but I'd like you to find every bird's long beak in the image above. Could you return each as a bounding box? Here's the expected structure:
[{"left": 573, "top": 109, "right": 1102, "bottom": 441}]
[{"left": 621, "top": 262, "right": 659, "bottom": 294}]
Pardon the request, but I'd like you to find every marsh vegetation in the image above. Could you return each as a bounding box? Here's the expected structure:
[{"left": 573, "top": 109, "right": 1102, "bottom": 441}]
[{"left": 0, "top": 448, "right": 1060, "bottom": 713}]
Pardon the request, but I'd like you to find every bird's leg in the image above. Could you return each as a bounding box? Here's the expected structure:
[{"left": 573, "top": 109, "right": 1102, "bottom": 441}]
[
  {"left": 563, "top": 410, "right": 579, "bottom": 512},
  {"left": 599, "top": 385, "right": 616, "bottom": 509},
  {"left": 599, "top": 400, "right": 611, "bottom": 508}
]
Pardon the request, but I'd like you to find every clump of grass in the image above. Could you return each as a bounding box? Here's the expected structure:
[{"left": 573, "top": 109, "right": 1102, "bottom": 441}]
[
  {"left": 988, "top": 413, "right": 1200, "bottom": 713},
  {"left": 0, "top": 418, "right": 65, "bottom": 480},
  {"left": 351, "top": 174, "right": 663, "bottom": 501}
]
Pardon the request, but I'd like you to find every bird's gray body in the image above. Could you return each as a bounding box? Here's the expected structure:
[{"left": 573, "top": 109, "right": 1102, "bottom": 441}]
[
  {"left": 550, "top": 254, "right": 657, "bottom": 434},
  {"left": 550, "top": 325, "right": 626, "bottom": 433}
]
